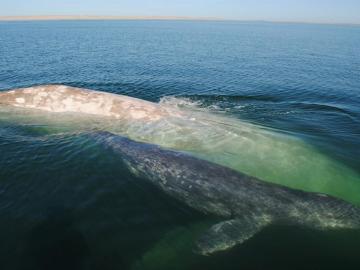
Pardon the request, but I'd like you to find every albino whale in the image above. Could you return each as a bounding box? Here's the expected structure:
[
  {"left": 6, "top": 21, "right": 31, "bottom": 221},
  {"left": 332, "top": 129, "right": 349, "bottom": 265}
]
[
  {"left": 1, "top": 84, "right": 360, "bottom": 206},
  {"left": 0, "top": 84, "right": 182, "bottom": 121}
]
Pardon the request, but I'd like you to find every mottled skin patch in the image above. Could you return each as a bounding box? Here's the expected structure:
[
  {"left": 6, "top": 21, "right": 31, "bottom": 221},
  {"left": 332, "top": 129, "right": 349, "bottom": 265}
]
[
  {"left": 0, "top": 85, "right": 182, "bottom": 121},
  {"left": 92, "top": 132, "right": 360, "bottom": 255}
]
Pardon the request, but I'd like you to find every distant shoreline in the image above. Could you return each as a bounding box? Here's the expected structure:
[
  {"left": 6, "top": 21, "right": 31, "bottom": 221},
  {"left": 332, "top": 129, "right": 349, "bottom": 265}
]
[
  {"left": 0, "top": 16, "right": 358, "bottom": 26},
  {"left": 0, "top": 15, "right": 219, "bottom": 21}
]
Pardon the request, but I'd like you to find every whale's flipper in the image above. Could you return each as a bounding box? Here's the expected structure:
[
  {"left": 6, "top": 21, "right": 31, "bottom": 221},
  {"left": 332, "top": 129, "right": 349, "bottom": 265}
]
[{"left": 195, "top": 215, "right": 272, "bottom": 255}]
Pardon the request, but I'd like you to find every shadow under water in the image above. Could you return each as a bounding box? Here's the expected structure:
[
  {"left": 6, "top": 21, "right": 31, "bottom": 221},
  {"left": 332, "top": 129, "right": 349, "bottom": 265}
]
[
  {"left": 14, "top": 206, "right": 360, "bottom": 270},
  {"left": 18, "top": 207, "right": 90, "bottom": 270}
]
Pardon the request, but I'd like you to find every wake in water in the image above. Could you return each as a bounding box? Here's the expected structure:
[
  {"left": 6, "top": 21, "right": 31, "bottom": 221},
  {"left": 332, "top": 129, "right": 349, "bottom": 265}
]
[{"left": 0, "top": 85, "right": 359, "bottom": 205}]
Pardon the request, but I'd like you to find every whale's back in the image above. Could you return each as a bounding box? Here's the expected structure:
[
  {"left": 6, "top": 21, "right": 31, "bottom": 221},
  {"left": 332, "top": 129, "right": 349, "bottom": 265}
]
[{"left": 0, "top": 85, "right": 172, "bottom": 121}]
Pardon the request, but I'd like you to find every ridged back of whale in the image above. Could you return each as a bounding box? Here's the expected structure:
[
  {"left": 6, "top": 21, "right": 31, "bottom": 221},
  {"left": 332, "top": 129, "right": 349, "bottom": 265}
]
[{"left": 0, "top": 85, "right": 179, "bottom": 121}]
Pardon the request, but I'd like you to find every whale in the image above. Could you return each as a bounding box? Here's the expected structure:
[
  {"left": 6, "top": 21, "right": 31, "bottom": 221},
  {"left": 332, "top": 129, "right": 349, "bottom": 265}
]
[
  {"left": 0, "top": 84, "right": 182, "bottom": 121},
  {"left": 1, "top": 85, "right": 360, "bottom": 207},
  {"left": 90, "top": 131, "right": 360, "bottom": 255}
]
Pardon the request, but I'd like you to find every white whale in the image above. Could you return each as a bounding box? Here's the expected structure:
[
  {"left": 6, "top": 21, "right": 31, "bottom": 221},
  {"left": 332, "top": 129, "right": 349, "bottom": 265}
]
[
  {"left": 1, "top": 84, "right": 360, "bottom": 205},
  {"left": 0, "top": 84, "right": 182, "bottom": 121}
]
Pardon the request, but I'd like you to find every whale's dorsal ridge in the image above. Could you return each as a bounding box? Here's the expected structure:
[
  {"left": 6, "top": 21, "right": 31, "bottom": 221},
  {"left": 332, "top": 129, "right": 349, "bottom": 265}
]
[{"left": 195, "top": 214, "right": 272, "bottom": 255}]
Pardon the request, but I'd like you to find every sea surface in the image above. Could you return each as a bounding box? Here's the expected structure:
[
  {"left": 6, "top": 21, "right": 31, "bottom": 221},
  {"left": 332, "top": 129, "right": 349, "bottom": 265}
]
[{"left": 0, "top": 20, "right": 360, "bottom": 270}]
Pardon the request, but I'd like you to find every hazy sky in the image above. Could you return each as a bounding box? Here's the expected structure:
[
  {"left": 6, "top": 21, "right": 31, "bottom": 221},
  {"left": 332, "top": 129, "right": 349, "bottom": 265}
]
[{"left": 1, "top": 0, "right": 360, "bottom": 24}]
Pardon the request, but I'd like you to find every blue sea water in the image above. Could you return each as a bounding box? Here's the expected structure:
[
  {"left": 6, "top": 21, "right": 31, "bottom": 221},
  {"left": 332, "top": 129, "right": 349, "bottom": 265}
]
[{"left": 0, "top": 20, "right": 360, "bottom": 269}]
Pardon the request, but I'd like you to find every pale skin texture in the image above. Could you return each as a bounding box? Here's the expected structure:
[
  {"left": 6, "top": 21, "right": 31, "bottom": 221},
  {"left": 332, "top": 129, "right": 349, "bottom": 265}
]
[{"left": 0, "top": 85, "right": 183, "bottom": 121}]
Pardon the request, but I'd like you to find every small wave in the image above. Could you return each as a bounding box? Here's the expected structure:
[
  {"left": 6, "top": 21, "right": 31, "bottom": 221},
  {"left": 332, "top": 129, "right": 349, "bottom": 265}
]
[
  {"left": 180, "top": 94, "right": 283, "bottom": 103},
  {"left": 0, "top": 124, "right": 48, "bottom": 144},
  {"left": 159, "top": 94, "right": 283, "bottom": 112},
  {"left": 287, "top": 102, "right": 359, "bottom": 119},
  {"left": 160, "top": 95, "right": 360, "bottom": 124},
  {"left": 159, "top": 96, "right": 203, "bottom": 108},
  {"left": 159, "top": 96, "right": 231, "bottom": 117}
]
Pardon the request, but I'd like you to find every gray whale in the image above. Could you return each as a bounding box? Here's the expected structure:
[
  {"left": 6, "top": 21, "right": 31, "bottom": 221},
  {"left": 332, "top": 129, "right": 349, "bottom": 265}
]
[{"left": 90, "top": 131, "right": 360, "bottom": 255}]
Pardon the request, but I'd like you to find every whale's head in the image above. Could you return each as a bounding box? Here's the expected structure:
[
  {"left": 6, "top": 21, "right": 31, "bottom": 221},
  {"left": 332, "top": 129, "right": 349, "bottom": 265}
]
[{"left": 89, "top": 131, "right": 156, "bottom": 176}]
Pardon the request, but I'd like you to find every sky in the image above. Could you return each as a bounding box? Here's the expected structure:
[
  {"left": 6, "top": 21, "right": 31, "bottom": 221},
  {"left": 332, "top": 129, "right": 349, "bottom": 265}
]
[{"left": 1, "top": 0, "right": 360, "bottom": 24}]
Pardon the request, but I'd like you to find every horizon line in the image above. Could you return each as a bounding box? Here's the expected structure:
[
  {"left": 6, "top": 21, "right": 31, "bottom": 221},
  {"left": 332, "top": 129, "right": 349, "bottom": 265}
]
[{"left": 0, "top": 15, "right": 359, "bottom": 26}]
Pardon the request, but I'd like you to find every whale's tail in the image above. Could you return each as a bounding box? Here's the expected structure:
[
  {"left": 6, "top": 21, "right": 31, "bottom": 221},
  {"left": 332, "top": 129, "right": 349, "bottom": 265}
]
[{"left": 195, "top": 193, "right": 360, "bottom": 255}]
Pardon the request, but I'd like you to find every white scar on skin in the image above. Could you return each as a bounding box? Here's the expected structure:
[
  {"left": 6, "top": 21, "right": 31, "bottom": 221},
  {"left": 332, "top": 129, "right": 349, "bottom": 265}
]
[
  {"left": 0, "top": 84, "right": 184, "bottom": 121},
  {"left": 15, "top": 98, "right": 25, "bottom": 103}
]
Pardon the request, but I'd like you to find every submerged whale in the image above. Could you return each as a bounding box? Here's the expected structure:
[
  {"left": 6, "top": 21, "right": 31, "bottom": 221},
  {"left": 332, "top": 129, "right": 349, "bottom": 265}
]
[{"left": 91, "top": 131, "right": 360, "bottom": 255}]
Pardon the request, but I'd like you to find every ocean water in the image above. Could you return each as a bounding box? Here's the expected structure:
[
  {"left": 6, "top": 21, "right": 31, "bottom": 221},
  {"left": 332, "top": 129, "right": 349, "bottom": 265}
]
[{"left": 0, "top": 20, "right": 360, "bottom": 269}]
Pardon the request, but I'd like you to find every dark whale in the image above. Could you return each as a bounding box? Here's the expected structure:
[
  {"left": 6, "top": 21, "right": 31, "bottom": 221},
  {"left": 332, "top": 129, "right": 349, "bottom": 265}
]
[{"left": 92, "top": 131, "right": 360, "bottom": 255}]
